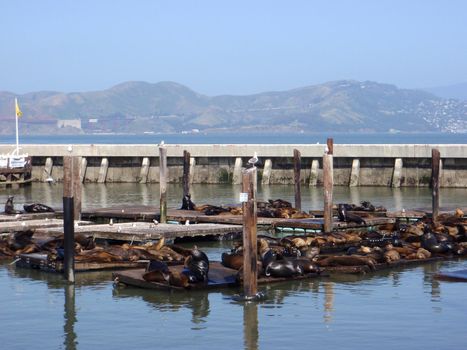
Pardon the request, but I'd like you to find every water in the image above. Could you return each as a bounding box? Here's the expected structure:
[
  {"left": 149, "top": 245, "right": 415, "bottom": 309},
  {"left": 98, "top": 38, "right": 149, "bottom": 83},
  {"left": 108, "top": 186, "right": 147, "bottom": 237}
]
[
  {"left": 1, "top": 132, "right": 466, "bottom": 145},
  {"left": 1, "top": 183, "right": 467, "bottom": 349}
]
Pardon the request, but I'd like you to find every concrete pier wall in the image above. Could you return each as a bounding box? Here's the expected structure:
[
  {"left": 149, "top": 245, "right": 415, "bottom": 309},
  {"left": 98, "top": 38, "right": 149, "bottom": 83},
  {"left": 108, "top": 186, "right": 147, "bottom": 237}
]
[{"left": 1, "top": 144, "right": 466, "bottom": 187}]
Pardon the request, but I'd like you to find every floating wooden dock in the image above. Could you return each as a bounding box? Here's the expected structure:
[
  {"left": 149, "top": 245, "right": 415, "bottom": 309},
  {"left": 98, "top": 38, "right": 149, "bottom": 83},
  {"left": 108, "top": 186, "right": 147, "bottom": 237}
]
[
  {"left": 0, "top": 218, "right": 66, "bottom": 235},
  {"left": 434, "top": 269, "right": 467, "bottom": 282},
  {"left": 82, "top": 205, "right": 396, "bottom": 232},
  {"left": 0, "top": 212, "right": 56, "bottom": 222},
  {"left": 16, "top": 253, "right": 146, "bottom": 272},
  {"left": 113, "top": 262, "right": 325, "bottom": 291},
  {"left": 321, "top": 256, "right": 445, "bottom": 275},
  {"left": 114, "top": 262, "right": 238, "bottom": 290},
  {"left": 35, "top": 222, "right": 242, "bottom": 242}
]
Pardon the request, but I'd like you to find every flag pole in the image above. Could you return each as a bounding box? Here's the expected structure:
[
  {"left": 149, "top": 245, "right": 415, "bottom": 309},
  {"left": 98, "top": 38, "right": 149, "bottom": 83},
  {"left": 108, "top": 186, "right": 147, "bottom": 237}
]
[{"left": 15, "top": 98, "right": 19, "bottom": 155}]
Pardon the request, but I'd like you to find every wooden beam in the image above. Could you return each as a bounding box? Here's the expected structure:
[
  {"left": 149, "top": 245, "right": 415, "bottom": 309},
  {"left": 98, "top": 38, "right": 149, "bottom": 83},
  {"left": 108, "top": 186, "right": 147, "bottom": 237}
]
[
  {"left": 159, "top": 146, "right": 167, "bottom": 223},
  {"left": 63, "top": 156, "right": 75, "bottom": 283},
  {"left": 323, "top": 153, "right": 334, "bottom": 233},
  {"left": 183, "top": 150, "right": 191, "bottom": 197},
  {"left": 431, "top": 148, "right": 440, "bottom": 224},
  {"left": 293, "top": 149, "right": 301, "bottom": 211}
]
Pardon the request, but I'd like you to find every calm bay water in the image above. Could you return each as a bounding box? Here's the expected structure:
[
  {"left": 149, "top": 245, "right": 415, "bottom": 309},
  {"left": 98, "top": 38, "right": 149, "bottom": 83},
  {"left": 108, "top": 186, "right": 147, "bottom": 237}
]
[
  {"left": 1, "top": 132, "right": 466, "bottom": 145},
  {"left": 1, "top": 132, "right": 466, "bottom": 350},
  {"left": 1, "top": 183, "right": 467, "bottom": 350}
]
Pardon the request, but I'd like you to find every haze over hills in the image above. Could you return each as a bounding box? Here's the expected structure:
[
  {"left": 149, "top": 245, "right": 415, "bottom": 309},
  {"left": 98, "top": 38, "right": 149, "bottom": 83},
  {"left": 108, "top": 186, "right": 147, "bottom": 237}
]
[
  {"left": 422, "top": 82, "right": 467, "bottom": 101},
  {"left": 0, "top": 80, "right": 466, "bottom": 135}
]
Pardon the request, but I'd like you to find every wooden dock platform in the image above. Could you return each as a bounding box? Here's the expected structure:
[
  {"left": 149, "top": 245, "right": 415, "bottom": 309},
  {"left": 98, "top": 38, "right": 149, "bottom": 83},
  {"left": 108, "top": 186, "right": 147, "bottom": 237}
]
[
  {"left": 0, "top": 218, "right": 66, "bottom": 235},
  {"left": 113, "top": 263, "right": 325, "bottom": 291},
  {"left": 82, "top": 205, "right": 396, "bottom": 232},
  {"left": 16, "top": 253, "right": 146, "bottom": 272},
  {"left": 321, "top": 256, "right": 445, "bottom": 275},
  {"left": 35, "top": 222, "right": 242, "bottom": 242},
  {"left": 0, "top": 212, "right": 56, "bottom": 222}
]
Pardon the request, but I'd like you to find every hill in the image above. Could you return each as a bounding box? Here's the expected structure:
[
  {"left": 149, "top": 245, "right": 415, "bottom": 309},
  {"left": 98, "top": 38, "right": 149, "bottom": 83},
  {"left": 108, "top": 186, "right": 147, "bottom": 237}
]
[
  {"left": 0, "top": 80, "right": 466, "bottom": 134},
  {"left": 423, "top": 82, "right": 467, "bottom": 101}
]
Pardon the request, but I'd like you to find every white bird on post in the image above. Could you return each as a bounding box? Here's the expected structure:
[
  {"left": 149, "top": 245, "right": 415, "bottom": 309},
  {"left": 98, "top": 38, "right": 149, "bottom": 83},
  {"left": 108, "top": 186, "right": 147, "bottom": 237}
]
[
  {"left": 324, "top": 145, "right": 329, "bottom": 155},
  {"left": 247, "top": 151, "right": 258, "bottom": 168}
]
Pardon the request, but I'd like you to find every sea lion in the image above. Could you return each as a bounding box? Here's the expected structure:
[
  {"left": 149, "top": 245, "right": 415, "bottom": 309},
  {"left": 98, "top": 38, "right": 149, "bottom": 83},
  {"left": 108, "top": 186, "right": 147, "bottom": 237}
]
[
  {"left": 317, "top": 255, "right": 377, "bottom": 270},
  {"left": 337, "top": 204, "right": 366, "bottom": 225},
  {"left": 184, "top": 246, "right": 209, "bottom": 283},
  {"left": 264, "top": 258, "right": 304, "bottom": 278},
  {"left": 221, "top": 251, "right": 243, "bottom": 270},
  {"left": 143, "top": 260, "right": 170, "bottom": 283},
  {"left": 421, "top": 229, "right": 451, "bottom": 254},
  {"left": 23, "top": 203, "right": 54, "bottom": 213},
  {"left": 4, "top": 196, "right": 21, "bottom": 215},
  {"left": 180, "top": 194, "right": 196, "bottom": 210}
]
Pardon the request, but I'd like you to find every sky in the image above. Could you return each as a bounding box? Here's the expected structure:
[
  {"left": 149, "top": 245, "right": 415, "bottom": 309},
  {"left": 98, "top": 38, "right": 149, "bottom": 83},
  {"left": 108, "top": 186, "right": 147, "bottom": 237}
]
[{"left": 1, "top": 0, "right": 466, "bottom": 95}]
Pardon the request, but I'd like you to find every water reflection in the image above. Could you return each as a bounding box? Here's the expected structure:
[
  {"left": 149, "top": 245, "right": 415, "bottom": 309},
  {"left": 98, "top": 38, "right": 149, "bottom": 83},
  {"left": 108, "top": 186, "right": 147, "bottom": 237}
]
[
  {"left": 64, "top": 284, "right": 77, "bottom": 350},
  {"left": 1, "top": 182, "right": 467, "bottom": 212},
  {"left": 112, "top": 288, "right": 211, "bottom": 326},
  {"left": 243, "top": 302, "right": 258, "bottom": 350},
  {"left": 323, "top": 281, "right": 334, "bottom": 324}
]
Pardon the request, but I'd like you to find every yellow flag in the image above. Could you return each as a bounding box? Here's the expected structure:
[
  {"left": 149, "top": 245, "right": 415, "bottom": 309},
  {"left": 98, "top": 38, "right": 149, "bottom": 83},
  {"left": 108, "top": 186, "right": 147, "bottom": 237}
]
[{"left": 15, "top": 98, "right": 22, "bottom": 118}]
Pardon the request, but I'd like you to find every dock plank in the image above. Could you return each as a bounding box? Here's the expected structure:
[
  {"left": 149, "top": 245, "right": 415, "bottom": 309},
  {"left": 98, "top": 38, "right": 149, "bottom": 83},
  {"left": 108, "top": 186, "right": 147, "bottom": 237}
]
[
  {"left": 0, "top": 212, "right": 56, "bottom": 222},
  {"left": 35, "top": 222, "right": 242, "bottom": 242},
  {"left": 0, "top": 218, "right": 65, "bottom": 234}
]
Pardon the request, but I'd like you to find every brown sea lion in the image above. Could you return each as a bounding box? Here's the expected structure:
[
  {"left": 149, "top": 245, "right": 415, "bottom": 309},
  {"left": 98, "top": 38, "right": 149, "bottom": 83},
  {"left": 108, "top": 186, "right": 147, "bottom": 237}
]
[
  {"left": 143, "top": 260, "right": 170, "bottom": 283},
  {"left": 317, "top": 255, "right": 377, "bottom": 270},
  {"left": 221, "top": 252, "right": 243, "bottom": 270}
]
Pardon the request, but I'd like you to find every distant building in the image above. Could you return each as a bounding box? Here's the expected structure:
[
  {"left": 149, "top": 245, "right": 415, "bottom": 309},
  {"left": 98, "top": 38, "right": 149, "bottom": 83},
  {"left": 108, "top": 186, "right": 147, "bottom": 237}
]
[{"left": 57, "top": 119, "right": 82, "bottom": 129}]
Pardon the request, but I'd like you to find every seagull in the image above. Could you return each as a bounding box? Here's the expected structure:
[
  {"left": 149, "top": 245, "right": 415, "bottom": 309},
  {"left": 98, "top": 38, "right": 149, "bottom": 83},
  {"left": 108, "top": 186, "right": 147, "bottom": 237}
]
[
  {"left": 324, "top": 145, "right": 329, "bottom": 155},
  {"left": 159, "top": 140, "right": 165, "bottom": 147},
  {"left": 45, "top": 176, "right": 55, "bottom": 184},
  {"left": 247, "top": 152, "right": 258, "bottom": 168},
  {"left": 185, "top": 220, "right": 190, "bottom": 226},
  {"left": 153, "top": 219, "right": 159, "bottom": 225}
]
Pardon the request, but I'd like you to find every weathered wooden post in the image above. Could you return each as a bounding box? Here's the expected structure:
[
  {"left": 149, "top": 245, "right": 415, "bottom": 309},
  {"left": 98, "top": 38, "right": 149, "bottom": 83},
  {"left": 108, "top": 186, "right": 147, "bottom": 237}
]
[
  {"left": 431, "top": 148, "right": 440, "bottom": 224},
  {"left": 323, "top": 138, "right": 334, "bottom": 233},
  {"left": 242, "top": 167, "right": 257, "bottom": 298},
  {"left": 159, "top": 144, "right": 167, "bottom": 224},
  {"left": 63, "top": 156, "right": 76, "bottom": 283},
  {"left": 293, "top": 149, "right": 301, "bottom": 211},
  {"left": 183, "top": 150, "right": 191, "bottom": 198}
]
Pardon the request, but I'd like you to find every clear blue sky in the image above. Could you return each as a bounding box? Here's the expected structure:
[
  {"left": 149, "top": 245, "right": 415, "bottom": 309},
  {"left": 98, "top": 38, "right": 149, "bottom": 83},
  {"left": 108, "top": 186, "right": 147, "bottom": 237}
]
[{"left": 1, "top": 0, "right": 466, "bottom": 95}]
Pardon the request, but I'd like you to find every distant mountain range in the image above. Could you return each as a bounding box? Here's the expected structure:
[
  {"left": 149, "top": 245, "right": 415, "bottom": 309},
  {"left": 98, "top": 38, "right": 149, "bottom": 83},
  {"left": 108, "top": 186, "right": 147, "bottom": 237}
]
[{"left": 0, "top": 80, "right": 466, "bottom": 134}]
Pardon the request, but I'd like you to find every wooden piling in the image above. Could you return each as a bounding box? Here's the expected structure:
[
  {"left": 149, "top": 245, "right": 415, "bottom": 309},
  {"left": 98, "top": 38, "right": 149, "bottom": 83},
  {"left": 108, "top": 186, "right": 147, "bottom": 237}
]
[
  {"left": 309, "top": 159, "right": 319, "bottom": 186},
  {"left": 431, "top": 148, "right": 440, "bottom": 224},
  {"left": 97, "top": 158, "right": 109, "bottom": 183},
  {"left": 79, "top": 157, "right": 87, "bottom": 183},
  {"left": 72, "top": 157, "right": 82, "bottom": 221},
  {"left": 293, "top": 149, "right": 301, "bottom": 211},
  {"left": 242, "top": 167, "right": 257, "bottom": 298},
  {"left": 183, "top": 150, "right": 191, "bottom": 198},
  {"left": 261, "top": 159, "right": 272, "bottom": 185},
  {"left": 159, "top": 146, "right": 167, "bottom": 224},
  {"left": 327, "top": 138, "right": 334, "bottom": 156},
  {"left": 63, "top": 156, "right": 75, "bottom": 283},
  {"left": 323, "top": 143, "right": 334, "bottom": 233},
  {"left": 43, "top": 157, "right": 53, "bottom": 181},
  {"left": 139, "top": 157, "right": 150, "bottom": 184},
  {"left": 233, "top": 157, "right": 243, "bottom": 184}
]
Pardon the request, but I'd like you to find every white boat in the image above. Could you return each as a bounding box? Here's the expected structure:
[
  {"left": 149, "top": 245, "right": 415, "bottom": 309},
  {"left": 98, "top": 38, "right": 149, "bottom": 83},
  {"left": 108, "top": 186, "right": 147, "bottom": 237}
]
[{"left": 0, "top": 98, "right": 33, "bottom": 187}]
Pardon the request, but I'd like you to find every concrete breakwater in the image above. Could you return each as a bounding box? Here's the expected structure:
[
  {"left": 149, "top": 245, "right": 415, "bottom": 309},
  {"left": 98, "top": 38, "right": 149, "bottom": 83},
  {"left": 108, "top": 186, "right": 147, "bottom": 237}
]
[{"left": 1, "top": 144, "right": 466, "bottom": 187}]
